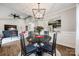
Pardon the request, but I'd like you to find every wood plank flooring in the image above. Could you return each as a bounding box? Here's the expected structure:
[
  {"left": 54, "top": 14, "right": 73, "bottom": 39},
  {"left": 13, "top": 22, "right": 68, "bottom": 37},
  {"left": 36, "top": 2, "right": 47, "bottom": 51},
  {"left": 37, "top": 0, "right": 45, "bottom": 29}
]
[
  {"left": 56, "top": 44, "right": 75, "bottom": 56},
  {"left": 0, "top": 40, "right": 75, "bottom": 56},
  {"left": 0, "top": 40, "right": 21, "bottom": 56}
]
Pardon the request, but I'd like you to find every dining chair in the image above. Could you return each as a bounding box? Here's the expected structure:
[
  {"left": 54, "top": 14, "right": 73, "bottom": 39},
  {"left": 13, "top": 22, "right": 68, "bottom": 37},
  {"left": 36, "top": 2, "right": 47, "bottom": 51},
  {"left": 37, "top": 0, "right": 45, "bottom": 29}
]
[
  {"left": 20, "top": 34, "right": 37, "bottom": 56},
  {"left": 0, "top": 36, "right": 3, "bottom": 48},
  {"left": 28, "top": 31, "right": 34, "bottom": 36},
  {"left": 52, "top": 32, "right": 57, "bottom": 56},
  {"left": 44, "top": 31, "right": 49, "bottom": 35},
  {"left": 42, "top": 32, "right": 57, "bottom": 56},
  {"left": 27, "top": 31, "right": 34, "bottom": 39}
]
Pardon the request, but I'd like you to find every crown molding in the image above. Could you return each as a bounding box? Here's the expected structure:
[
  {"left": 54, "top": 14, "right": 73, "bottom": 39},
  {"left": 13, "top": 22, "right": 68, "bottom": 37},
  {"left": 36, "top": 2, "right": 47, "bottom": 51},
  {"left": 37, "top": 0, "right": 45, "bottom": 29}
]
[{"left": 45, "top": 4, "right": 76, "bottom": 20}]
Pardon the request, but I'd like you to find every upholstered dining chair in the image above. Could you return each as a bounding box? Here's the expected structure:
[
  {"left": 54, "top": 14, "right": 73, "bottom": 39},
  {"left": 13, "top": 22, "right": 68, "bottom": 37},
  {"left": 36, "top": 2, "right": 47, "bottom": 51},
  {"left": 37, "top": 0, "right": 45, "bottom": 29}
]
[
  {"left": 44, "top": 31, "right": 49, "bottom": 35},
  {"left": 20, "top": 34, "right": 37, "bottom": 56},
  {"left": 42, "top": 32, "right": 57, "bottom": 56},
  {"left": 52, "top": 32, "right": 57, "bottom": 56},
  {"left": 0, "top": 35, "right": 3, "bottom": 48},
  {"left": 28, "top": 31, "right": 34, "bottom": 36}
]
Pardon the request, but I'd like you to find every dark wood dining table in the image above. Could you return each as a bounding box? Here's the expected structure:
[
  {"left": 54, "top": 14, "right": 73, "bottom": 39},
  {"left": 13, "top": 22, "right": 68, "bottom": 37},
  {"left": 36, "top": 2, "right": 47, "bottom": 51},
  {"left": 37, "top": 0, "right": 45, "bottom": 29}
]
[{"left": 26, "top": 35, "right": 51, "bottom": 56}]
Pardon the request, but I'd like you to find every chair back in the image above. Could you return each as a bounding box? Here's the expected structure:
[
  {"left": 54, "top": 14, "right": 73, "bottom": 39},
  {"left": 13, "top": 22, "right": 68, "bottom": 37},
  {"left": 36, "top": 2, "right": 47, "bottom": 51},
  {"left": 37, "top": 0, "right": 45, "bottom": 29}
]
[
  {"left": 28, "top": 31, "right": 33, "bottom": 36},
  {"left": 3, "top": 30, "right": 18, "bottom": 38},
  {"left": 52, "top": 32, "right": 57, "bottom": 50},
  {"left": 20, "top": 34, "right": 26, "bottom": 55},
  {"left": 44, "top": 31, "right": 49, "bottom": 35},
  {"left": 44, "top": 35, "right": 51, "bottom": 43}
]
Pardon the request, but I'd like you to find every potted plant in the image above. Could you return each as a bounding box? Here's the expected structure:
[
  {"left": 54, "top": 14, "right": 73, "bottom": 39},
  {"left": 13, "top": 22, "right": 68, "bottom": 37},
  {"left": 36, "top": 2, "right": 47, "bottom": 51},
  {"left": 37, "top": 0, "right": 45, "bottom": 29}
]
[{"left": 35, "top": 26, "right": 44, "bottom": 35}]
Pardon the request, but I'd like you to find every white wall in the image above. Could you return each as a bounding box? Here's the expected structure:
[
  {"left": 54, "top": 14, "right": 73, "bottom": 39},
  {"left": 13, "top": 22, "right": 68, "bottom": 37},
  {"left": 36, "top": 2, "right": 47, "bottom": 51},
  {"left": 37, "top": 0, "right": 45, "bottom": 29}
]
[
  {"left": 0, "top": 5, "right": 26, "bottom": 34},
  {"left": 57, "top": 31, "right": 76, "bottom": 48},
  {"left": 57, "top": 8, "right": 76, "bottom": 48},
  {"left": 61, "top": 8, "right": 76, "bottom": 32},
  {"left": 0, "top": 19, "right": 26, "bottom": 34},
  {"left": 76, "top": 4, "right": 79, "bottom": 56},
  {"left": 48, "top": 7, "right": 76, "bottom": 48},
  {"left": 56, "top": 7, "right": 76, "bottom": 48}
]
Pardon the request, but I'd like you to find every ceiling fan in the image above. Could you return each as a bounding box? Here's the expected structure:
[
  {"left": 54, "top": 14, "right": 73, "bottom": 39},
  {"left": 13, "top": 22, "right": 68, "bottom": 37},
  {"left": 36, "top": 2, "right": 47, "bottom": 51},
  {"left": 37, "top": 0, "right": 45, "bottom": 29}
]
[
  {"left": 10, "top": 13, "right": 21, "bottom": 19},
  {"left": 9, "top": 13, "right": 32, "bottom": 20}
]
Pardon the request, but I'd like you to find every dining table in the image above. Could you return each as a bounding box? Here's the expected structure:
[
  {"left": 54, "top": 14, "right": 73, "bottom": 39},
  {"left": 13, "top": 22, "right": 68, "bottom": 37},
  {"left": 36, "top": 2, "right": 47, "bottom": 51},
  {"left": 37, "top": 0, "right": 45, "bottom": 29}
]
[{"left": 26, "top": 35, "right": 51, "bottom": 56}]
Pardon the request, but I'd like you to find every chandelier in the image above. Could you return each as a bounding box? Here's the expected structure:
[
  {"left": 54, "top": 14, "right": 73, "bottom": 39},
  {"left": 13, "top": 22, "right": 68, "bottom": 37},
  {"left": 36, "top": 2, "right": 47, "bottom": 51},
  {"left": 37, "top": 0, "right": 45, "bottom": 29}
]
[{"left": 32, "top": 3, "right": 46, "bottom": 19}]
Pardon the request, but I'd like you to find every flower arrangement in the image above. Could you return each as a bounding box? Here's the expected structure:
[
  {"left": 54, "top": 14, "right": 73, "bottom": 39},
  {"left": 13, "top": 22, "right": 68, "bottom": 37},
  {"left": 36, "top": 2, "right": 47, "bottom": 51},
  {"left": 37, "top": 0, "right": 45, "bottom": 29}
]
[{"left": 35, "top": 26, "right": 44, "bottom": 35}]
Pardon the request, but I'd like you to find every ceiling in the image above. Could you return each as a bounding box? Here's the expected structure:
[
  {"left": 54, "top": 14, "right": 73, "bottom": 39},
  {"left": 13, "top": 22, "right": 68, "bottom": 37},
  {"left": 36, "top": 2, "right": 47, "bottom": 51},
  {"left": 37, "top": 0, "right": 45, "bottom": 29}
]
[{"left": 0, "top": 3, "right": 76, "bottom": 19}]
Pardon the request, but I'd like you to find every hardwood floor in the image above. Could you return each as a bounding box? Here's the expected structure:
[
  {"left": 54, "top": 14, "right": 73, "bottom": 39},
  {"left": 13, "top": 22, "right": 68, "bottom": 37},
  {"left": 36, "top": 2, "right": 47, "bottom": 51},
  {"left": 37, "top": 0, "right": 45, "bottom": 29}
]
[
  {"left": 56, "top": 44, "right": 75, "bottom": 56},
  {"left": 0, "top": 40, "right": 75, "bottom": 56},
  {"left": 0, "top": 40, "right": 21, "bottom": 56}
]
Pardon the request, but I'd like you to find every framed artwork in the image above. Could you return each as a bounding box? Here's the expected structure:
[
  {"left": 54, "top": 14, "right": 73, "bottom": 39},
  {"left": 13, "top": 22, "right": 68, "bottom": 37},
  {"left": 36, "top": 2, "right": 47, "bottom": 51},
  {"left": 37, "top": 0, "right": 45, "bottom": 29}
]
[
  {"left": 48, "top": 20, "right": 61, "bottom": 32},
  {"left": 4, "top": 24, "right": 17, "bottom": 30}
]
